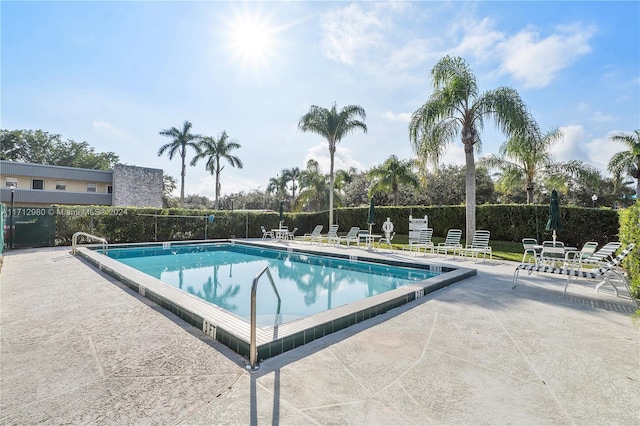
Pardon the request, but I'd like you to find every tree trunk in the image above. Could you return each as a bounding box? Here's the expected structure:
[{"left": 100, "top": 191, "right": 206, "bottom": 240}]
[
  {"left": 329, "top": 140, "right": 336, "bottom": 228},
  {"left": 464, "top": 142, "right": 476, "bottom": 246},
  {"left": 180, "top": 154, "right": 186, "bottom": 208},
  {"left": 215, "top": 170, "right": 221, "bottom": 211}
]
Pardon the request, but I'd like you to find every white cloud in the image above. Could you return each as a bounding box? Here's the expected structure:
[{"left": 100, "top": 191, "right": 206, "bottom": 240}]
[
  {"left": 591, "top": 111, "right": 614, "bottom": 123},
  {"left": 303, "top": 142, "right": 363, "bottom": 174},
  {"left": 556, "top": 124, "right": 589, "bottom": 162},
  {"left": 449, "top": 16, "right": 505, "bottom": 60},
  {"left": 381, "top": 111, "right": 412, "bottom": 122},
  {"left": 557, "top": 125, "right": 622, "bottom": 174},
  {"left": 321, "top": 3, "right": 387, "bottom": 66},
  {"left": 495, "top": 23, "right": 596, "bottom": 88}
]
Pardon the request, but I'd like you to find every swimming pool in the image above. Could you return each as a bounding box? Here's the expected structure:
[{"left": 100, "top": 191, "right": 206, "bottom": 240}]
[
  {"left": 76, "top": 239, "right": 475, "bottom": 364},
  {"left": 105, "top": 243, "right": 441, "bottom": 324}
]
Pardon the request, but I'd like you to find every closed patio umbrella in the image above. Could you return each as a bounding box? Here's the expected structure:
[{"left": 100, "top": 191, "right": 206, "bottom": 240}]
[
  {"left": 279, "top": 201, "right": 284, "bottom": 228},
  {"left": 367, "top": 198, "right": 375, "bottom": 234},
  {"left": 546, "top": 189, "right": 562, "bottom": 243}
]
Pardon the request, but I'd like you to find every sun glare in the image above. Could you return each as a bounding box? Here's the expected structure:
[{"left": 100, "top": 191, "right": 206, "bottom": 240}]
[{"left": 226, "top": 11, "right": 278, "bottom": 72}]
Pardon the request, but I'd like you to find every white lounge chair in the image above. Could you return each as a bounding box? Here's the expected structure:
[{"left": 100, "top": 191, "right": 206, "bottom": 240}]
[
  {"left": 462, "top": 230, "right": 492, "bottom": 261},
  {"left": 300, "top": 225, "right": 323, "bottom": 244},
  {"left": 404, "top": 228, "right": 434, "bottom": 255},
  {"left": 338, "top": 227, "right": 360, "bottom": 246},
  {"left": 319, "top": 225, "right": 339, "bottom": 245},
  {"left": 512, "top": 243, "right": 635, "bottom": 298},
  {"left": 435, "top": 229, "right": 463, "bottom": 258},
  {"left": 575, "top": 242, "right": 622, "bottom": 269}
]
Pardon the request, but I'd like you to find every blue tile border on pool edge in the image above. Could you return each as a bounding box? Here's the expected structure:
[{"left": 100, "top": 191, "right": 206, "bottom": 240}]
[{"left": 76, "top": 239, "right": 476, "bottom": 366}]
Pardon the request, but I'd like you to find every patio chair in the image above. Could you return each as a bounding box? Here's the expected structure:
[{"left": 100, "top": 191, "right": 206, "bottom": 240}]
[
  {"left": 319, "top": 224, "right": 340, "bottom": 245},
  {"left": 403, "top": 228, "right": 434, "bottom": 255},
  {"left": 564, "top": 241, "right": 598, "bottom": 268},
  {"left": 287, "top": 227, "right": 298, "bottom": 241},
  {"left": 462, "top": 230, "right": 492, "bottom": 261},
  {"left": 522, "top": 238, "right": 540, "bottom": 264},
  {"left": 512, "top": 243, "right": 635, "bottom": 299},
  {"left": 538, "top": 241, "right": 565, "bottom": 267},
  {"left": 300, "top": 225, "right": 323, "bottom": 244},
  {"left": 261, "top": 226, "right": 274, "bottom": 240},
  {"left": 337, "top": 226, "right": 360, "bottom": 246},
  {"left": 434, "top": 229, "right": 463, "bottom": 258}
]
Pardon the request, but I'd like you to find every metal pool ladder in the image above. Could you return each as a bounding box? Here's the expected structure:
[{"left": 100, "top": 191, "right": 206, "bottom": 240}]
[
  {"left": 247, "top": 266, "right": 281, "bottom": 371},
  {"left": 71, "top": 232, "right": 108, "bottom": 255}
]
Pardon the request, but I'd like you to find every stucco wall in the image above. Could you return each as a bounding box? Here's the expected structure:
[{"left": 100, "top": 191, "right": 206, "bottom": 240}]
[{"left": 112, "top": 164, "right": 163, "bottom": 207}]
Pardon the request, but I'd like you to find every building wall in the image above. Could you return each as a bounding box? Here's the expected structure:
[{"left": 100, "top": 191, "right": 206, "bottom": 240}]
[
  {"left": 1, "top": 161, "right": 163, "bottom": 208},
  {"left": 2, "top": 174, "right": 111, "bottom": 193},
  {"left": 112, "top": 164, "right": 163, "bottom": 208}
]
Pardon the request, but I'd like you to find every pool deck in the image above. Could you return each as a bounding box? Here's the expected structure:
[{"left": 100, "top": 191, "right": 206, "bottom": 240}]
[{"left": 1, "top": 242, "right": 639, "bottom": 425}]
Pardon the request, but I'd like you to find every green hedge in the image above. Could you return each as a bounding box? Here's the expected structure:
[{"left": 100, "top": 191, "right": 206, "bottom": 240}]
[
  {"left": 56, "top": 204, "right": 620, "bottom": 249},
  {"left": 618, "top": 201, "right": 640, "bottom": 298}
]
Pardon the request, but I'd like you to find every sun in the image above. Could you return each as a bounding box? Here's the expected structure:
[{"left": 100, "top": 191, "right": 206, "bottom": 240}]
[{"left": 226, "top": 10, "right": 278, "bottom": 72}]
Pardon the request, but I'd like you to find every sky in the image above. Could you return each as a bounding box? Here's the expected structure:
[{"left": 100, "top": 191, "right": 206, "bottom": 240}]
[{"left": 2, "top": 1, "right": 639, "bottom": 200}]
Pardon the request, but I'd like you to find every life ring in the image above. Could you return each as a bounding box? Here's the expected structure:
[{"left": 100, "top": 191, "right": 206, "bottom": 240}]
[{"left": 382, "top": 218, "right": 394, "bottom": 233}]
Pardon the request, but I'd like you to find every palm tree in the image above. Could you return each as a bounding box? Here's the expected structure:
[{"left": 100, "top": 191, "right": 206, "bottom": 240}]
[
  {"left": 368, "top": 155, "right": 419, "bottom": 206},
  {"left": 158, "top": 120, "right": 200, "bottom": 207},
  {"left": 299, "top": 102, "right": 367, "bottom": 228},
  {"left": 297, "top": 159, "right": 332, "bottom": 212},
  {"left": 190, "top": 131, "right": 243, "bottom": 210},
  {"left": 607, "top": 129, "right": 640, "bottom": 197},
  {"left": 334, "top": 167, "right": 357, "bottom": 193},
  {"left": 480, "top": 127, "right": 599, "bottom": 203},
  {"left": 267, "top": 174, "right": 287, "bottom": 199},
  {"left": 409, "top": 56, "right": 531, "bottom": 244},
  {"left": 282, "top": 167, "right": 301, "bottom": 203}
]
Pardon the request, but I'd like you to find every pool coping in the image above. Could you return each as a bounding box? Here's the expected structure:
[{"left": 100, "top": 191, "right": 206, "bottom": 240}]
[{"left": 76, "top": 239, "right": 476, "bottom": 364}]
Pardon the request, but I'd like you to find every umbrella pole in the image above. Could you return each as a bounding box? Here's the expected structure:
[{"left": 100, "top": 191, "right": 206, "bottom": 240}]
[
  {"left": 369, "top": 224, "right": 372, "bottom": 234},
  {"left": 553, "top": 230, "right": 556, "bottom": 243}
]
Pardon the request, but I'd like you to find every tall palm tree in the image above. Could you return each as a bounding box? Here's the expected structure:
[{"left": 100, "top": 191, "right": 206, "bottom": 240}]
[
  {"left": 190, "top": 131, "right": 243, "bottom": 210},
  {"left": 368, "top": 155, "right": 419, "bottom": 205},
  {"left": 282, "top": 167, "right": 301, "bottom": 203},
  {"left": 299, "top": 102, "right": 367, "bottom": 228},
  {"left": 480, "top": 127, "right": 599, "bottom": 203},
  {"left": 409, "top": 56, "right": 530, "bottom": 244},
  {"left": 607, "top": 129, "right": 640, "bottom": 197},
  {"left": 158, "top": 120, "right": 200, "bottom": 207}
]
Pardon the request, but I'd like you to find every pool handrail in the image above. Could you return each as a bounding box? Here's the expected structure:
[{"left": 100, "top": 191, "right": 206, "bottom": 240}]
[
  {"left": 72, "top": 232, "right": 108, "bottom": 255},
  {"left": 247, "top": 266, "right": 281, "bottom": 371}
]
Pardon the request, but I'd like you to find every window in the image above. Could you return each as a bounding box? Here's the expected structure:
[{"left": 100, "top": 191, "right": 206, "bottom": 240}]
[
  {"left": 5, "top": 178, "right": 18, "bottom": 188},
  {"left": 87, "top": 183, "right": 97, "bottom": 193},
  {"left": 32, "top": 179, "right": 44, "bottom": 190},
  {"left": 55, "top": 181, "right": 67, "bottom": 191},
  {"left": 107, "top": 185, "right": 113, "bottom": 194}
]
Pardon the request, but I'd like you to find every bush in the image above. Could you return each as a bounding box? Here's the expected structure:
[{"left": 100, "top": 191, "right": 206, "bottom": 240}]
[
  {"left": 618, "top": 201, "right": 640, "bottom": 299},
  {"left": 55, "top": 204, "right": 620, "bottom": 249}
]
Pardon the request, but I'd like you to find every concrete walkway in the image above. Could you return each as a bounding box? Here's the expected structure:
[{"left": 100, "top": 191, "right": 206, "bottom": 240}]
[{"left": 1, "top": 245, "right": 638, "bottom": 425}]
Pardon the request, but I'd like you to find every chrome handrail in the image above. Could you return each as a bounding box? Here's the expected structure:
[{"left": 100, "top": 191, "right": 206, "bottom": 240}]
[
  {"left": 72, "top": 232, "right": 108, "bottom": 255},
  {"left": 247, "top": 266, "right": 281, "bottom": 371}
]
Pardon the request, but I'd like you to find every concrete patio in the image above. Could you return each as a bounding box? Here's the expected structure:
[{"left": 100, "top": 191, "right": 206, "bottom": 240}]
[{"left": 1, "top": 244, "right": 638, "bottom": 425}]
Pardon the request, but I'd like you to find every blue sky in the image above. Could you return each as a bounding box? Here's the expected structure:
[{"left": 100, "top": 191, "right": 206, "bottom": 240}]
[{"left": 2, "top": 1, "right": 639, "bottom": 199}]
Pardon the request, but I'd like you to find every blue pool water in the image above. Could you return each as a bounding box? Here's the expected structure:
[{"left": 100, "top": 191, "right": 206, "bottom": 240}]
[{"left": 104, "top": 243, "right": 439, "bottom": 323}]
